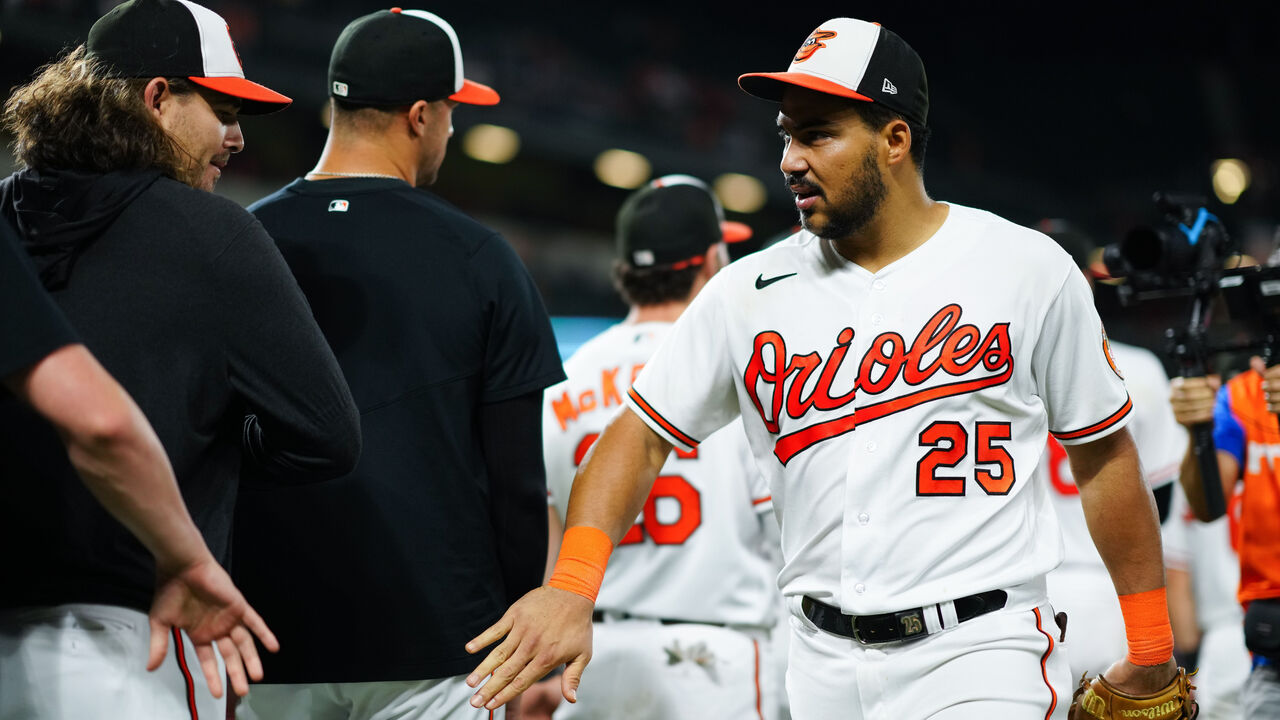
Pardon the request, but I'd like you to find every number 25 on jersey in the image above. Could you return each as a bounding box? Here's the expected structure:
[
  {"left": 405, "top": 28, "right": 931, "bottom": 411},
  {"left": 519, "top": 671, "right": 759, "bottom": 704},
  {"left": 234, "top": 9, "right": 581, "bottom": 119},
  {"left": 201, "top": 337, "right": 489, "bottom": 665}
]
[{"left": 916, "top": 421, "right": 1015, "bottom": 496}]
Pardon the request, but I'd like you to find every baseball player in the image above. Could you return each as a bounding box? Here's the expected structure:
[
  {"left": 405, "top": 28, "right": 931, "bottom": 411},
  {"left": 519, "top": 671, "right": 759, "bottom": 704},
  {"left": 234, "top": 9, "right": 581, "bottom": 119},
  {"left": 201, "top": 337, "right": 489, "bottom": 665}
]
[
  {"left": 1162, "top": 483, "right": 1251, "bottom": 719},
  {"left": 232, "top": 9, "right": 563, "bottom": 720},
  {"left": 1039, "top": 227, "right": 1186, "bottom": 680},
  {"left": 538, "top": 175, "right": 781, "bottom": 719},
  {"left": 0, "top": 1, "right": 361, "bottom": 717},
  {"left": 465, "top": 18, "right": 1189, "bottom": 719},
  {"left": 0, "top": 221, "right": 278, "bottom": 706}
]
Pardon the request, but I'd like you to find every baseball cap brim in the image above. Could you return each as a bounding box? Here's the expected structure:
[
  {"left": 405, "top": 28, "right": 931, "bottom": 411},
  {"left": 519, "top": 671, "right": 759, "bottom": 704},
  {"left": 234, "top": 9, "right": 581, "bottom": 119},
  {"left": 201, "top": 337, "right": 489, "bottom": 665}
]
[
  {"left": 722, "top": 221, "right": 753, "bottom": 243},
  {"left": 189, "top": 76, "right": 292, "bottom": 115},
  {"left": 737, "top": 72, "right": 874, "bottom": 104},
  {"left": 450, "top": 78, "right": 500, "bottom": 105}
]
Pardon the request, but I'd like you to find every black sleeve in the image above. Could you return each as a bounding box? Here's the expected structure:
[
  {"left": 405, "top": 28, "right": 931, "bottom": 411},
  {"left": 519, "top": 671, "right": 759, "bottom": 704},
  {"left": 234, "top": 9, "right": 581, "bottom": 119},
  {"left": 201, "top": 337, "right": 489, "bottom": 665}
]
[
  {"left": 0, "top": 221, "right": 76, "bottom": 379},
  {"left": 481, "top": 390, "right": 549, "bottom": 605},
  {"left": 214, "top": 220, "right": 362, "bottom": 481},
  {"left": 471, "top": 232, "right": 565, "bottom": 403}
]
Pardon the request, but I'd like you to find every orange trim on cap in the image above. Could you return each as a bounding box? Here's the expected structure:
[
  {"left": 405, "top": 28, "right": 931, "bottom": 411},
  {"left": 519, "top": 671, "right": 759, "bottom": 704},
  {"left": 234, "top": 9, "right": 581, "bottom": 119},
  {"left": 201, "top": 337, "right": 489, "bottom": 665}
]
[
  {"left": 450, "top": 78, "right": 500, "bottom": 106},
  {"left": 722, "top": 221, "right": 754, "bottom": 243},
  {"left": 738, "top": 71, "right": 875, "bottom": 103},
  {"left": 752, "top": 495, "right": 772, "bottom": 506},
  {"left": 188, "top": 76, "right": 291, "bottom": 107}
]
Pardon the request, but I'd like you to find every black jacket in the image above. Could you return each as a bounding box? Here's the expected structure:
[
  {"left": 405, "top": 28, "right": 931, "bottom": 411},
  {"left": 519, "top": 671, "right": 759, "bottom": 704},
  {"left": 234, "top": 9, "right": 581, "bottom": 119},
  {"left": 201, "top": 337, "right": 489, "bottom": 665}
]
[{"left": 0, "top": 169, "right": 361, "bottom": 612}]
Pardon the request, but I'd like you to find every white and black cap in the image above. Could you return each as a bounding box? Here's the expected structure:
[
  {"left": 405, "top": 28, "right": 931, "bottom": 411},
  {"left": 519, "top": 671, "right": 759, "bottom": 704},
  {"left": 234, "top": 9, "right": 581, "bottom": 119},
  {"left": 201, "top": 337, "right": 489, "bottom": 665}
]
[
  {"left": 86, "top": 0, "right": 291, "bottom": 115},
  {"left": 328, "top": 8, "right": 499, "bottom": 107},
  {"left": 739, "top": 18, "right": 928, "bottom": 126}
]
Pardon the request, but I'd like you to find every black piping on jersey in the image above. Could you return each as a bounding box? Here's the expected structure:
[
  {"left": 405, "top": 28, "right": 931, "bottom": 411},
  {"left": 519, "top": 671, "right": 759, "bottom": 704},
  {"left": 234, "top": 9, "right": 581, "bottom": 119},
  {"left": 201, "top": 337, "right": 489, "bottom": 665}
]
[{"left": 627, "top": 387, "right": 701, "bottom": 448}]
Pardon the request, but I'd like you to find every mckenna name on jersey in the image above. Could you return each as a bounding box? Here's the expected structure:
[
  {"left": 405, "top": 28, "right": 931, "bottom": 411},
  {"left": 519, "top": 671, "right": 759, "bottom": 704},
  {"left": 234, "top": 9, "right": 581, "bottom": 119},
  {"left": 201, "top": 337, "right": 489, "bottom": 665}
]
[{"left": 744, "top": 303, "right": 1012, "bottom": 464}]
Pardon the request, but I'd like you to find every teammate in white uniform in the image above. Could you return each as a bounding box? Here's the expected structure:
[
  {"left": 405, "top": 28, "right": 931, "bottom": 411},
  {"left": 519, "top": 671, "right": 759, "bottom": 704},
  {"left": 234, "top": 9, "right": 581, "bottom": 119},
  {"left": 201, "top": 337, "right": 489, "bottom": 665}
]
[
  {"left": 1162, "top": 482, "right": 1251, "bottom": 719},
  {"left": 1039, "top": 227, "right": 1186, "bottom": 680},
  {"left": 538, "top": 176, "right": 779, "bottom": 720},
  {"left": 465, "top": 19, "right": 1182, "bottom": 718}
]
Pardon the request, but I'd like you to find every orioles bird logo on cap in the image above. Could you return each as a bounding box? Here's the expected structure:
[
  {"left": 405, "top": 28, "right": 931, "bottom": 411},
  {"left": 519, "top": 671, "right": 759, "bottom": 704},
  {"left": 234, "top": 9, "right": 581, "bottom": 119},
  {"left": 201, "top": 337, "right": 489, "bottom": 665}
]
[{"left": 794, "top": 30, "right": 837, "bottom": 63}]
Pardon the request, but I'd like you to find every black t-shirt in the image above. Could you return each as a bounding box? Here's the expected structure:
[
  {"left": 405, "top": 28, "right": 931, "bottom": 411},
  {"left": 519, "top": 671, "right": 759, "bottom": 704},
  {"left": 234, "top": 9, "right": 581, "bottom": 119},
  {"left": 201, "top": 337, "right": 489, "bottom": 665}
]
[
  {"left": 0, "top": 170, "right": 360, "bottom": 613},
  {"left": 0, "top": 220, "right": 75, "bottom": 378},
  {"left": 234, "top": 178, "right": 564, "bottom": 682}
]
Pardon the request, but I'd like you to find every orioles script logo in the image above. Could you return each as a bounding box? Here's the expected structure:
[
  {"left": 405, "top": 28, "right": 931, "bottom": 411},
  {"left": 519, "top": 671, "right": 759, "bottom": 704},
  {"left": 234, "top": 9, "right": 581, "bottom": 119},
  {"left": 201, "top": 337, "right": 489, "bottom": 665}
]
[
  {"left": 744, "top": 304, "right": 1013, "bottom": 464},
  {"left": 794, "top": 30, "right": 837, "bottom": 63}
]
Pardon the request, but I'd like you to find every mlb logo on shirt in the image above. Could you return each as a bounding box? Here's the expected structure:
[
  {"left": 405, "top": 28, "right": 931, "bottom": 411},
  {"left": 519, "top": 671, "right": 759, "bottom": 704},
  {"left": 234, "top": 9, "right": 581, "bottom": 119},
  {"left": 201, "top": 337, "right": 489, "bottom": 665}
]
[{"left": 328, "top": 200, "right": 350, "bottom": 213}]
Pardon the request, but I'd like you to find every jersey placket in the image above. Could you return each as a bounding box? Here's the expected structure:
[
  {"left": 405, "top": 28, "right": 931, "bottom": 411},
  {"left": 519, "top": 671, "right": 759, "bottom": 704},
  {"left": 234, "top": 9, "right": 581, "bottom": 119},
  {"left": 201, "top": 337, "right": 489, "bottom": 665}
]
[{"left": 840, "top": 269, "right": 888, "bottom": 610}]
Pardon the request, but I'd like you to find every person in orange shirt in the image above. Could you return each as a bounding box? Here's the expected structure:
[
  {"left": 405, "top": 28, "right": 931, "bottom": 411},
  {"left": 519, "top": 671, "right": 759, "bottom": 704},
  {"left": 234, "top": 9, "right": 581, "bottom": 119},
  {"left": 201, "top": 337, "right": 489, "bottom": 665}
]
[{"left": 1169, "top": 355, "right": 1280, "bottom": 716}]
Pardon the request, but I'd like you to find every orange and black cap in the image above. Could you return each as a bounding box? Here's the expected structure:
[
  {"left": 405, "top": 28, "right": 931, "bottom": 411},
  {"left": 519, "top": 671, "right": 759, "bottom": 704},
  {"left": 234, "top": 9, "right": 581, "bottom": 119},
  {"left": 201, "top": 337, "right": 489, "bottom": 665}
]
[
  {"left": 617, "top": 175, "right": 752, "bottom": 270},
  {"left": 739, "top": 18, "right": 927, "bottom": 126},
  {"left": 87, "top": 0, "right": 291, "bottom": 115},
  {"left": 328, "top": 8, "right": 498, "bottom": 107}
]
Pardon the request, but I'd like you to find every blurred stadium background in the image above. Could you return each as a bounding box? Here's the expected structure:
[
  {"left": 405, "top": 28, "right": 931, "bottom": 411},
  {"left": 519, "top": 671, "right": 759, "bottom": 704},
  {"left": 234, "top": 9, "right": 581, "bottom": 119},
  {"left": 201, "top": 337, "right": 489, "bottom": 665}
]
[{"left": 3, "top": 1, "right": 1278, "bottom": 363}]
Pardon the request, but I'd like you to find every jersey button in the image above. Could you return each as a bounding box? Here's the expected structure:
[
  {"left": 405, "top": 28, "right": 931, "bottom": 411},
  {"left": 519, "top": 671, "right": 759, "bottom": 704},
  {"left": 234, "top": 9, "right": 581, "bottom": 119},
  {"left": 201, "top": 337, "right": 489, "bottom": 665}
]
[
  {"left": 855, "top": 583, "right": 866, "bottom": 594},
  {"left": 871, "top": 313, "right": 883, "bottom": 325},
  {"left": 858, "top": 513, "right": 870, "bottom": 526},
  {"left": 865, "top": 441, "right": 877, "bottom": 452},
  {"left": 872, "top": 279, "right": 886, "bottom": 290}
]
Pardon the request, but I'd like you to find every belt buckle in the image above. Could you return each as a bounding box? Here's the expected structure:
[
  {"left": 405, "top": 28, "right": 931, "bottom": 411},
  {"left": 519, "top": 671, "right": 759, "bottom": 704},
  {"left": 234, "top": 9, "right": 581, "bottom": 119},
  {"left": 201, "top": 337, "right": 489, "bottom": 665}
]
[{"left": 850, "top": 617, "right": 871, "bottom": 645}]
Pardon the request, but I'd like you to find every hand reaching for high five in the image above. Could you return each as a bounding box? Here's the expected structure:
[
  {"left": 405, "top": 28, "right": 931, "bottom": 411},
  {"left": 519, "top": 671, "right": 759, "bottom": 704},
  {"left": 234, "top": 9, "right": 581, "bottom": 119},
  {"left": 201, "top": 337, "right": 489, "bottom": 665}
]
[{"left": 147, "top": 554, "right": 279, "bottom": 698}]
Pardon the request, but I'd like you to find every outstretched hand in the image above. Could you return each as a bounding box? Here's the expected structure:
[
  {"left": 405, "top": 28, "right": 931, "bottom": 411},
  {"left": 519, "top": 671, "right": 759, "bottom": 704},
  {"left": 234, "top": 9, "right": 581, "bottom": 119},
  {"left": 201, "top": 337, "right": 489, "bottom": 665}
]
[
  {"left": 464, "top": 585, "right": 594, "bottom": 711},
  {"left": 147, "top": 555, "right": 279, "bottom": 699}
]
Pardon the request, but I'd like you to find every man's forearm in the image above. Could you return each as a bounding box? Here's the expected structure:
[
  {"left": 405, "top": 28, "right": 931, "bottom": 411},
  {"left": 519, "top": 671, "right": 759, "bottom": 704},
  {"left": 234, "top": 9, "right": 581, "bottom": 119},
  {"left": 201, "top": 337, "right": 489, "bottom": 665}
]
[
  {"left": 12, "top": 344, "right": 210, "bottom": 571},
  {"left": 1071, "top": 429, "right": 1166, "bottom": 595}
]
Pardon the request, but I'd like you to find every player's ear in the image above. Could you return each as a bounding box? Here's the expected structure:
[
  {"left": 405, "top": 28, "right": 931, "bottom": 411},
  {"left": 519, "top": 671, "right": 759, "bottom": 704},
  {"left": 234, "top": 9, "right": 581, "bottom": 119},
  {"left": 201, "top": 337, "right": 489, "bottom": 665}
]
[
  {"left": 406, "top": 100, "right": 431, "bottom": 138},
  {"left": 702, "top": 242, "right": 727, "bottom": 277},
  {"left": 143, "top": 77, "right": 170, "bottom": 121},
  {"left": 884, "top": 118, "right": 912, "bottom": 167}
]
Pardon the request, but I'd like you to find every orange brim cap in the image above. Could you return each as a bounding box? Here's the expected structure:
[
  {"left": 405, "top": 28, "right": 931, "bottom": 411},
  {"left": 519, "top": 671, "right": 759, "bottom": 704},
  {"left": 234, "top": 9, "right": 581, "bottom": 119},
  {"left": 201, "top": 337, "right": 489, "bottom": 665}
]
[
  {"left": 450, "top": 78, "right": 500, "bottom": 106},
  {"left": 721, "top": 221, "right": 754, "bottom": 243},
  {"left": 189, "top": 76, "right": 292, "bottom": 115},
  {"left": 737, "top": 71, "right": 874, "bottom": 104}
]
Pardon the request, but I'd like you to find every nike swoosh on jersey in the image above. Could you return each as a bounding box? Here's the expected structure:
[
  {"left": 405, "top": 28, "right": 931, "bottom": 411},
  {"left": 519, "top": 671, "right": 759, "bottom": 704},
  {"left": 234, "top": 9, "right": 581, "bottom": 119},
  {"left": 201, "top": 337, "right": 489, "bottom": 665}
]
[{"left": 755, "top": 272, "right": 797, "bottom": 289}]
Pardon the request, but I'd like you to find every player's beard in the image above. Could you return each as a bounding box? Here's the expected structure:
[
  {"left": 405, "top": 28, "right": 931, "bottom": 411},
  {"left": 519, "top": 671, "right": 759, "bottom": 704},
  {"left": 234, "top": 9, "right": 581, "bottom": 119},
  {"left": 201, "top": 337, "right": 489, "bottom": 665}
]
[{"left": 795, "top": 144, "right": 887, "bottom": 242}]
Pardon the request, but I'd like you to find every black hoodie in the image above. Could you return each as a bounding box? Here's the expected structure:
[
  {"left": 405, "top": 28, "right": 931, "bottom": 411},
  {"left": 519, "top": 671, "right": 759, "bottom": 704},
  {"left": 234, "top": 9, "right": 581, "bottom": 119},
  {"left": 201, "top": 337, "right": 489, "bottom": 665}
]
[{"left": 0, "top": 168, "right": 362, "bottom": 612}]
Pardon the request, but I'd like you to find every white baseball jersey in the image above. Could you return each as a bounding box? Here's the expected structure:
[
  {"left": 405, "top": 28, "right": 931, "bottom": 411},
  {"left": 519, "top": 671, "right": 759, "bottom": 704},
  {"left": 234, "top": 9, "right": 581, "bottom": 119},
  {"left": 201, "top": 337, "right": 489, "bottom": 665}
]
[
  {"left": 627, "top": 203, "right": 1133, "bottom": 615},
  {"left": 544, "top": 321, "right": 779, "bottom": 627},
  {"left": 1042, "top": 341, "right": 1184, "bottom": 677}
]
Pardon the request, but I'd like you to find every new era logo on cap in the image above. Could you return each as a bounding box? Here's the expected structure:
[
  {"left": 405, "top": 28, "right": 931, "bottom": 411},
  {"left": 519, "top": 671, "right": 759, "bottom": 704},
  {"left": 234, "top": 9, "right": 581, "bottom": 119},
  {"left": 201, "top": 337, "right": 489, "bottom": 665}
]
[
  {"left": 737, "top": 17, "right": 928, "bottom": 127},
  {"left": 333, "top": 81, "right": 349, "bottom": 97}
]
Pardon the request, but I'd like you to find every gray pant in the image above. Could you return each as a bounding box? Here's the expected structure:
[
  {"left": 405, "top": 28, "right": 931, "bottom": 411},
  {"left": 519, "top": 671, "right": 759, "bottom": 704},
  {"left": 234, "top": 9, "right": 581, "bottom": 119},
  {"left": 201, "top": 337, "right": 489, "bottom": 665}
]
[{"left": 1244, "top": 661, "right": 1280, "bottom": 719}]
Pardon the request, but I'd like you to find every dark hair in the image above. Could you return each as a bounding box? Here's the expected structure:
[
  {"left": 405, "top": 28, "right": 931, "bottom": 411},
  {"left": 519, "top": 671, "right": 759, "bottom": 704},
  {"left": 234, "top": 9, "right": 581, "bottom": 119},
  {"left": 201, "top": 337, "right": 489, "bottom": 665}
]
[
  {"left": 3, "top": 46, "right": 201, "bottom": 185},
  {"left": 611, "top": 260, "right": 701, "bottom": 307},
  {"left": 855, "top": 102, "right": 930, "bottom": 173},
  {"left": 330, "top": 97, "right": 412, "bottom": 135}
]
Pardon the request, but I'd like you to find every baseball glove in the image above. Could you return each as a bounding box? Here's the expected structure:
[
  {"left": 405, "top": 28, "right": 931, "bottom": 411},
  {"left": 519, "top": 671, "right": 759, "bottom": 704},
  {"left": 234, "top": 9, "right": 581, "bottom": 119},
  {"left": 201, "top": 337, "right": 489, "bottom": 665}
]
[{"left": 1068, "top": 668, "right": 1197, "bottom": 719}]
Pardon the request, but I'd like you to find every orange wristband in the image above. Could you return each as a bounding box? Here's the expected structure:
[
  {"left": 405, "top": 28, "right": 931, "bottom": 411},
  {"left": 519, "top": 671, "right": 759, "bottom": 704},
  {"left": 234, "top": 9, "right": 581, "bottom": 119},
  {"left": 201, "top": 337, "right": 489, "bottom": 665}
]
[
  {"left": 547, "top": 526, "right": 614, "bottom": 603},
  {"left": 1118, "top": 587, "right": 1174, "bottom": 666}
]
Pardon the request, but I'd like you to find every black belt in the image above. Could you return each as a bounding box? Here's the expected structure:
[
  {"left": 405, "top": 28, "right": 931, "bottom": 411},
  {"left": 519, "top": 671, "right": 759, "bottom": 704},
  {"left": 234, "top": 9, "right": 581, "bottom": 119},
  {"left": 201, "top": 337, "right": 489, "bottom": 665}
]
[
  {"left": 591, "top": 609, "right": 725, "bottom": 628},
  {"left": 801, "top": 590, "right": 1008, "bottom": 645}
]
